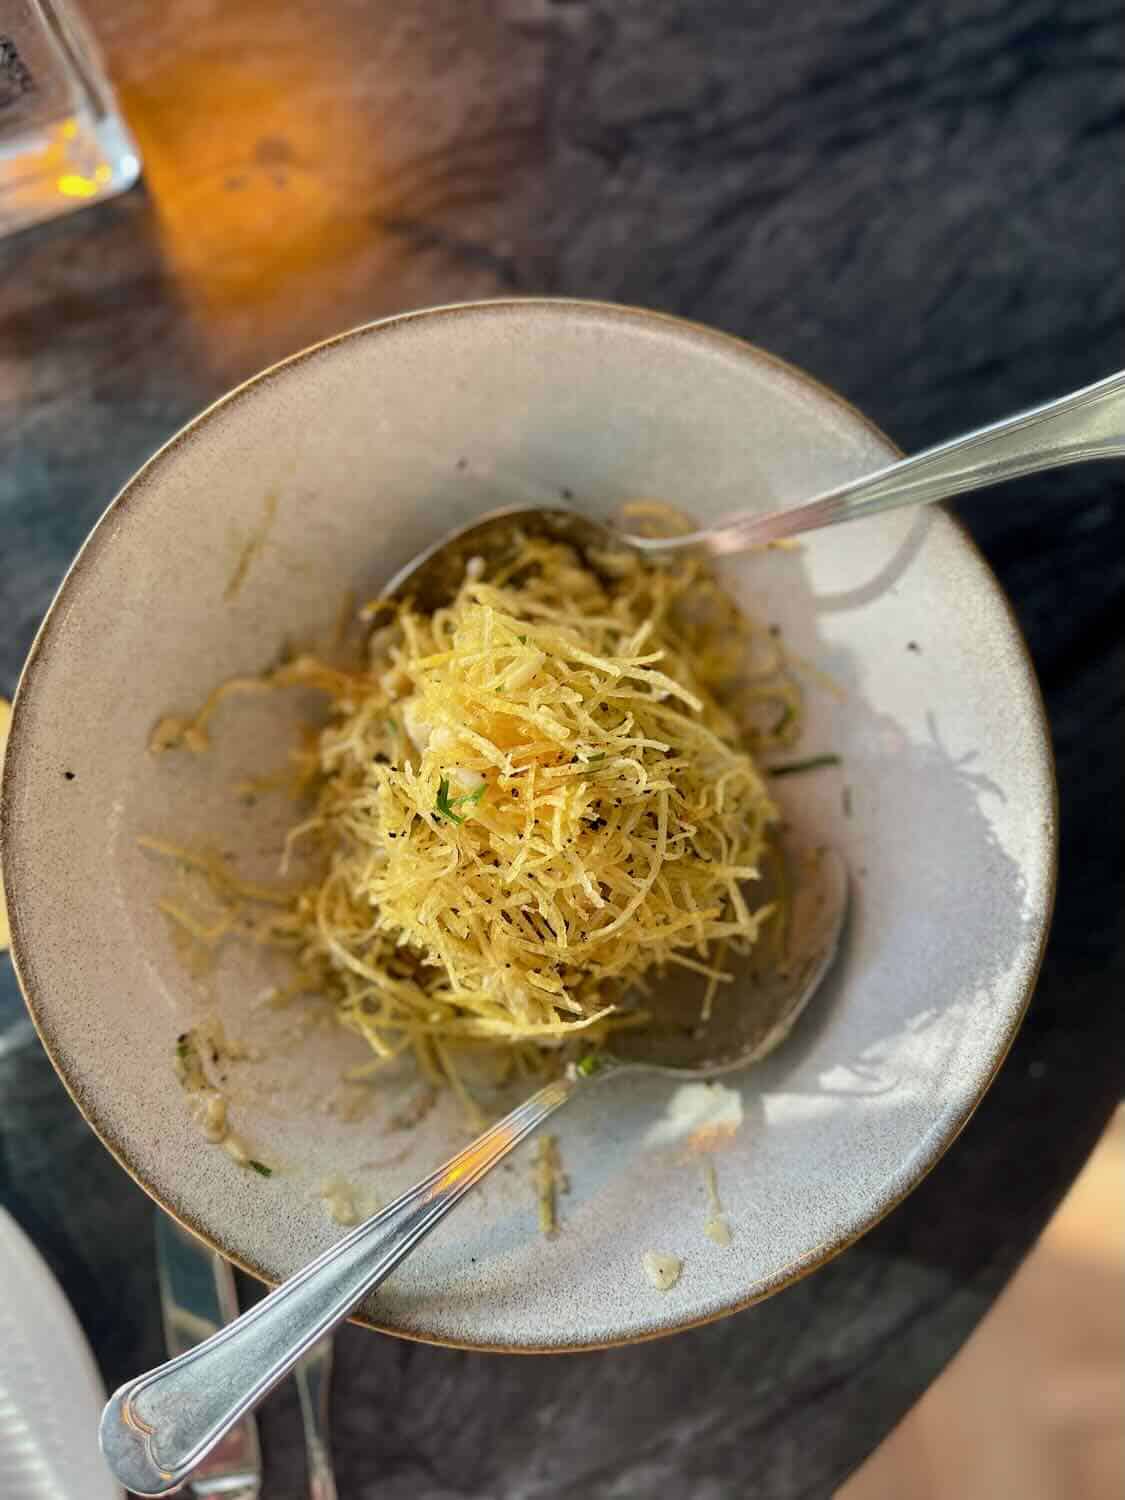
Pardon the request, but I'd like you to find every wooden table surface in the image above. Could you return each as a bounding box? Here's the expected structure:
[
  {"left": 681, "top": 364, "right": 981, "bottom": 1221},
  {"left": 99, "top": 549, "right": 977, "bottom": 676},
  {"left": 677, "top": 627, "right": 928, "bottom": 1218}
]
[{"left": 1, "top": 2, "right": 1122, "bottom": 1496}]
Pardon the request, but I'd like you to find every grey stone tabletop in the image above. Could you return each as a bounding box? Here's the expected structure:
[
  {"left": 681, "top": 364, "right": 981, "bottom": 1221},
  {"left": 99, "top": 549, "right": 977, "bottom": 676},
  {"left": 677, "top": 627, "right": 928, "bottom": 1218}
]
[{"left": 1, "top": 2, "right": 1122, "bottom": 1496}]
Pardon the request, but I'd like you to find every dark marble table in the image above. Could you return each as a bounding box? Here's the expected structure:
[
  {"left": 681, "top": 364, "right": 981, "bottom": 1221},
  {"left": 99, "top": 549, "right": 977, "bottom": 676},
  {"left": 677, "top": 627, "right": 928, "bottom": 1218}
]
[{"left": 1, "top": 2, "right": 1122, "bottom": 1496}]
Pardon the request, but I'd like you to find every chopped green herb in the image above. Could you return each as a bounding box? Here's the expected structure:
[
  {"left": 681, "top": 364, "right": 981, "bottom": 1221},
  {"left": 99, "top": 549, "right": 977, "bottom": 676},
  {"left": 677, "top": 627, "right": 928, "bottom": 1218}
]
[
  {"left": 435, "top": 777, "right": 464, "bottom": 824},
  {"left": 586, "top": 752, "right": 606, "bottom": 763},
  {"left": 517, "top": 634, "right": 527, "bottom": 645},
  {"left": 435, "top": 777, "right": 487, "bottom": 824},
  {"left": 769, "top": 754, "right": 842, "bottom": 778},
  {"left": 575, "top": 1052, "right": 605, "bottom": 1078},
  {"left": 386, "top": 716, "right": 398, "bottom": 733},
  {"left": 247, "top": 1159, "right": 273, "bottom": 1177}
]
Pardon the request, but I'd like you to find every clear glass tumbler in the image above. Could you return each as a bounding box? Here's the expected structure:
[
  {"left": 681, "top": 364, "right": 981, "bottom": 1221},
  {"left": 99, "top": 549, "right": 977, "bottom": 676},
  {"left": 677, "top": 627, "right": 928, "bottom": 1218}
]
[{"left": 0, "top": 0, "right": 140, "bottom": 238}]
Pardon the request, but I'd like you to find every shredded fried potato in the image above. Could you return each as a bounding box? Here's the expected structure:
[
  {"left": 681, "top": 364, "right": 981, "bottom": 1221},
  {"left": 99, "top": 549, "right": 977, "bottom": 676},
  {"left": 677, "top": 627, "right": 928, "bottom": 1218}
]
[
  {"left": 149, "top": 522, "right": 804, "bottom": 1092},
  {"left": 283, "top": 535, "right": 785, "bottom": 1069}
]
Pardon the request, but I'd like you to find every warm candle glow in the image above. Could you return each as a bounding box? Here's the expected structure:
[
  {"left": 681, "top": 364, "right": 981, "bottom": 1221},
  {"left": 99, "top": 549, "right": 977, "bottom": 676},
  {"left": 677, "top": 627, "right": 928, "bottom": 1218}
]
[{"left": 117, "top": 54, "right": 389, "bottom": 347}]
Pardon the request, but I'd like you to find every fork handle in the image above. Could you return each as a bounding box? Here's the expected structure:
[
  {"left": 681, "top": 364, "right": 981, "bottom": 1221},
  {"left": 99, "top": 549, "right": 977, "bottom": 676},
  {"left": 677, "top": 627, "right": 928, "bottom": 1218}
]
[
  {"left": 99, "top": 1073, "right": 585, "bottom": 1495},
  {"left": 633, "top": 368, "right": 1125, "bottom": 556},
  {"left": 294, "top": 1341, "right": 337, "bottom": 1500}
]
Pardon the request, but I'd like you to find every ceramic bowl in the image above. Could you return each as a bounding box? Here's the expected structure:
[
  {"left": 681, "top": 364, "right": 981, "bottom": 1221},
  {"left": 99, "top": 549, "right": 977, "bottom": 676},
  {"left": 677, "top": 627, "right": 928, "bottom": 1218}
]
[{"left": 0, "top": 301, "right": 1055, "bottom": 1350}]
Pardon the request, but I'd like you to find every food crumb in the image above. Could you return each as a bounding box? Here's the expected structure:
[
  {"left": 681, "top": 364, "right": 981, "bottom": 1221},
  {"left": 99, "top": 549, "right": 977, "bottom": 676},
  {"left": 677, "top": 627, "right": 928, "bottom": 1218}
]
[
  {"left": 702, "top": 1159, "right": 733, "bottom": 1247},
  {"left": 705, "top": 1215, "right": 732, "bottom": 1247},
  {"left": 321, "top": 1174, "right": 360, "bottom": 1226},
  {"left": 173, "top": 1028, "right": 271, "bottom": 1173},
  {"left": 195, "top": 1091, "right": 228, "bottom": 1143},
  {"left": 534, "top": 1135, "right": 567, "bottom": 1236},
  {"left": 642, "top": 1251, "right": 683, "bottom": 1291},
  {"left": 222, "top": 1133, "right": 250, "bottom": 1166}
]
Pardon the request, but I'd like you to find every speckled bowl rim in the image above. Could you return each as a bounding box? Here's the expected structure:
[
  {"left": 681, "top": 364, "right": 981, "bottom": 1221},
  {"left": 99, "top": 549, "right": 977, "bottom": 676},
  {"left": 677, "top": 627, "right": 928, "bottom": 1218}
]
[{"left": 1, "top": 298, "right": 1058, "bottom": 1352}]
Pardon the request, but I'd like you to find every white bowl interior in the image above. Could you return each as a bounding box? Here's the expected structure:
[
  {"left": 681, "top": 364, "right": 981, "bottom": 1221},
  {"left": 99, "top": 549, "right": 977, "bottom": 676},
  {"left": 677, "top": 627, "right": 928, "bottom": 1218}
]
[{"left": 2, "top": 303, "right": 1054, "bottom": 1349}]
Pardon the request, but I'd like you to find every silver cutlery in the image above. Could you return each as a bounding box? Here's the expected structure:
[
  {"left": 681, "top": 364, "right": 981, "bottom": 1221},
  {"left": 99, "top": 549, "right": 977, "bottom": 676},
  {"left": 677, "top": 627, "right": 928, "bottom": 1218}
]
[
  {"left": 380, "top": 367, "right": 1125, "bottom": 616},
  {"left": 104, "top": 849, "right": 846, "bottom": 1495},
  {"left": 628, "top": 364, "right": 1125, "bottom": 555},
  {"left": 156, "top": 1214, "right": 338, "bottom": 1499},
  {"left": 293, "top": 1334, "right": 338, "bottom": 1500},
  {"left": 154, "top": 1213, "right": 261, "bottom": 1500}
]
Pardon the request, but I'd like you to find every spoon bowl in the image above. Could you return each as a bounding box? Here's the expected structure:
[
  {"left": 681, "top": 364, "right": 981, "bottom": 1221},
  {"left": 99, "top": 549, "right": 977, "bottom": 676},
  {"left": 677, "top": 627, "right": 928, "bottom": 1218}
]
[
  {"left": 381, "top": 504, "right": 611, "bottom": 611},
  {"left": 610, "top": 846, "right": 848, "bottom": 1074}
]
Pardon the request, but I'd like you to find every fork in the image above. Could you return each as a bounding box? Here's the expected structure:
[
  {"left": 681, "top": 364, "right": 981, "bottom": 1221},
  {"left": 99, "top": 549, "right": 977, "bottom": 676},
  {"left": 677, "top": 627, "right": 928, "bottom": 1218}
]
[{"left": 293, "top": 1334, "right": 337, "bottom": 1500}]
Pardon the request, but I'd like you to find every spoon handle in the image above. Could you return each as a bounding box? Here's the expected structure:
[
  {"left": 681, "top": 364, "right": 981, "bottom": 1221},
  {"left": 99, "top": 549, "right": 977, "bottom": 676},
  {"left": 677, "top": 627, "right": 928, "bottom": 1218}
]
[
  {"left": 639, "top": 367, "right": 1125, "bottom": 556},
  {"left": 99, "top": 1072, "right": 583, "bottom": 1496}
]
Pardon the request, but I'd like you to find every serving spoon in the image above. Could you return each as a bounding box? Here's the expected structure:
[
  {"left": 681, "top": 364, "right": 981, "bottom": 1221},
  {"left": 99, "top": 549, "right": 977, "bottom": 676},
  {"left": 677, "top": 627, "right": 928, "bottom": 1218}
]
[
  {"left": 101, "top": 844, "right": 847, "bottom": 1496},
  {"left": 382, "top": 366, "right": 1125, "bottom": 611}
]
